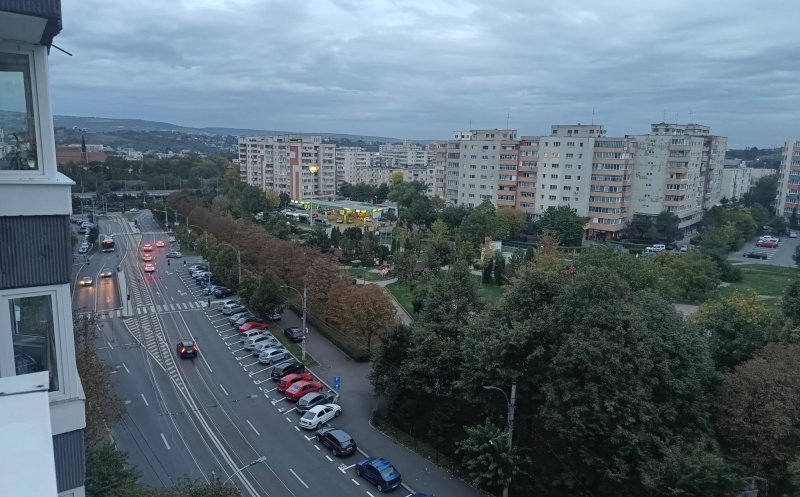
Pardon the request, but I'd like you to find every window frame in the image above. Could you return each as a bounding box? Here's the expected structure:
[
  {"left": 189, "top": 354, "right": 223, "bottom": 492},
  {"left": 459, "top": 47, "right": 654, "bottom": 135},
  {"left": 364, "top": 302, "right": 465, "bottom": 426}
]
[{"left": 0, "top": 284, "right": 74, "bottom": 401}]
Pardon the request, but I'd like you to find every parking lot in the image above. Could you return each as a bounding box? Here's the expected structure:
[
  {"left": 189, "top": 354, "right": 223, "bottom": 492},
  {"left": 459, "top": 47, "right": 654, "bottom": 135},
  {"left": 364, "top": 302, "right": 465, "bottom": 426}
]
[{"left": 729, "top": 234, "right": 800, "bottom": 267}]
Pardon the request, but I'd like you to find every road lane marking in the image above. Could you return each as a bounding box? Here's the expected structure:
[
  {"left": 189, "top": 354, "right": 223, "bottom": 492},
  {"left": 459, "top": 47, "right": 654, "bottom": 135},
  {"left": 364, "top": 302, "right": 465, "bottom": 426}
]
[
  {"left": 325, "top": 455, "right": 333, "bottom": 462},
  {"left": 140, "top": 393, "right": 149, "bottom": 406},
  {"left": 160, "top": 433, "right": 171, "bottom": 450},
  {"left": 246, "top": 420, "right": 260, "bottom": 436},
  {"left": 242, "top": 360, "right": 260, "bottom": 368},
  {"left": 219, "top": 384, "right": 229, "bottom": 396},
  {"left": 286, "top": 416, "right": 292, "bottom": 422},
  {"left": 351, "top": 478, "right": 360, "bottom": 486},
  {"left": 264, "top": 387, "right": 277, "bottom": 393},
  {"left": 284, "top": 407, "right": 297, "bottom": 414},
  {"left": 248, "top": 367, "right": 270, "bottom": 376},
  {"left": 231, "top": 346, "right": 247, "bottom": 352},
  {"left": 201, "top": 353, "right": 213, "bottom": 373},
  {"left": 289, "top": 469, "right": 309, "bottom": 489},
  {"left": 341, "top": 464, "right": 356, "bottom": 472},
  {"left": 294, "top": 426, "right": 300, "bottom": 431},
  {"left": 366, "top": 492, "right": 375, "bottom": 497},
  {"left": 107, "top": 341, "right": 114, "bottom": 350},
  {"left": 314, "top": 444, "right": 320, "bottom": 450},
  {"left": 235, "top": 355, "right": 250, "bottom": 361},
  {"left": 122, "top": 362, "right": 130, "bottom": 374}
]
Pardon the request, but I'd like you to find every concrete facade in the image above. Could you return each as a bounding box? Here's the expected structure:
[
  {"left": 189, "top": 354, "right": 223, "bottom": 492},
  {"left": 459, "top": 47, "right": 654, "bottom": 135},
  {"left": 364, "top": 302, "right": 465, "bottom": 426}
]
[
  {"left": 377, "top": 141, "right": 432, "bottom": 168},
  {"left": 720, "top": 161, "right": 752, "bottom": 203},
  {"left": 443, "top": 129, "right": 518, "bottom": 207},
  {"left": 335, "top": 146, "right": 375, "bottom": 189},
  {"left": 776, "top": 139, "right": 800, "bottom": 217}
]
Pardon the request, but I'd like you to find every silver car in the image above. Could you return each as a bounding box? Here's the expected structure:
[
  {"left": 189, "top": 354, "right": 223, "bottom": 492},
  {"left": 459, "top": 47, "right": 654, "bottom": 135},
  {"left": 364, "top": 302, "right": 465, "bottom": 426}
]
[
  {"left": 258, "top": 346, "right": 289, "bottom": 365},
  {"left": 252, "top": 338, "right": 281, "bottom": 355},
  {"left": 228, "top": 311, "right": 251, "bottom": 324}
]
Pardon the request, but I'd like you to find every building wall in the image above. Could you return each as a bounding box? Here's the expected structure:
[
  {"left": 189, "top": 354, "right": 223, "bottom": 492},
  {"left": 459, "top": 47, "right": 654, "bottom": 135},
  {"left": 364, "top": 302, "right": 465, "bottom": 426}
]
[
  {"left": 443, "top": 129, "right": 517, "bottom": 207},
  {"left": 377, "top": 141, "right": 431, "bottom": 168},
  {"left": 777, "top": 139, "right": 800, "bottom": 217},
  {"left": 335, "top": 146, "right": 374, "bottom": 188},
  {"left": 720, "top": 165, "right": 752, "bottom": 202},
  {"left": 586, "top": 136, "right": 635, "bottom": 239}
]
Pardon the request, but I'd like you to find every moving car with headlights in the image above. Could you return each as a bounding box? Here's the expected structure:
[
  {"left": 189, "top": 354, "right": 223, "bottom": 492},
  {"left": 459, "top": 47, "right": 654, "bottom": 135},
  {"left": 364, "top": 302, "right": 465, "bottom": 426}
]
[
  {"left": 143, "top": 263, "right": 156, "bottom": 272},
  {"left": 155, "top": 240, "right": 165, "bottom": 247},
  {"left": 167, "top": 251, "right": 182, "bottom": 258},
  {"left": 142, "top": 243, "right": 153, "bottom": 252},
  {"left": 176, "top": 340, "right": 198, "bottom": 359},
  {"left": 79, "top": 276, "right": 93, "bottom": 287},
  {"left": 355, "top": 457, "right": 402, "bottom": 493},
  {"left": 315, "top": 427, "right": 357, "bottom": 456},
  {"left": 142, "top": 253, "right": 153, "bottom": 262},
  {"left": 277, "top": 372, "right": 314, "bottom": 393},
  {"left": 285, "top": 380, "right": 323, "bottom": 401},
  {"left": 297, "top": 391, "right": 336, "bottom": 414},
  {"left": 100, "top": 268, "right": 114, "bottom": 278},
  {"left": 299, "top": 403, "right": 341, "bottom": 430}
]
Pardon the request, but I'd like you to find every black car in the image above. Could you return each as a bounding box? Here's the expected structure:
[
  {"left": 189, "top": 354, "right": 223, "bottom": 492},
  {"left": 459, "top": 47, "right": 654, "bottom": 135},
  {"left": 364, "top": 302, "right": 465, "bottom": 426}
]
[
  {"left": 284, "top": 327, "right": 304, "bottom": 343},
  {"left": 176, "top": 340, "right": 198, "bottom": 359},
  {"left": 743, "top": 249, "right": 768, "bottom": 260},
  {"left": 214, "top": 287, "right": 235, "bottom": 298},
  {"left": 315, "top": 427, "right": 357, "bottom": 457},
  {"left": 297, "top": 391, "right": 336, "bottom": 414},
  {"left": 271, "top": 360, "right": 305, "bottom": 380}
]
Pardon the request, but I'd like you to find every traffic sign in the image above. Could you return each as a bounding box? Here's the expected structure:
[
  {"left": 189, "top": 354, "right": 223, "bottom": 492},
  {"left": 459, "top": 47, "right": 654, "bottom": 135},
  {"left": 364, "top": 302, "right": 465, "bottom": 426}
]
[{"left": 334, "top": 376, "right": 341, "bottom": 391}]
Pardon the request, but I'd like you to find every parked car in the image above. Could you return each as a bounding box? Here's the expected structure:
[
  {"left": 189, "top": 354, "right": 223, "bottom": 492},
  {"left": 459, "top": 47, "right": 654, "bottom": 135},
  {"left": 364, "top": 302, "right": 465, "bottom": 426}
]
[
  {"left": 239, "top": 321, "right": 268, "bottom": 332},
  {"left": 315, "top": 427, "right": 357, "bottom": 457},
  {"left": 257, "top": 346, "right": 288, "bottom": 364},
  {"left": 100, "top": 268, "right": 114, "bottom": 278},
  {"left": 297, "top": 391, "right": 336, "bottom": 414},
  {"left": 299, "top": 404, "right": 341, "bottom": 430},
  {"left": 222, "top": 303, "right": 245, "bottom": 316},
  {"left": 79, "top": 276, "right": 93, "bottom": 287},
  {"left": 189, "top": 264, "right": 208, "bottom": 273},
  {"left": 355, "top": 457, "right": 402, "bottom": 492},
  {"left": 252, "top": 340, "right": 283, "bottom": 357},
  {"left": 168, "top": 236, "right": 177, "bottom": 243},
  {"left": 240, "top": 329, "right": 266, "bottom": 342},
  {"left": 78, "top": 245, "right": 89, "bottom": 254},
  {"left": 756, "top": 239, "right": 778, "bottom": 248},
  {"left": 277, "top": 372, "right": 314, "bottom": 393},
  {"left": 313, "top": 218, "right": 331, "bottom": 227},
  {"left": 284, "top": 327, "right": 304, "bottom": 342},
  {"left": 234, "top": 316, "right": 253, "bottom": 328},
  {"left": 214, "top": 287, "right": 235, "bottom": 298},
  {"left": 268, "top": 311, "right": 283, "bottom": 321},
  {"left": 790, "top": 231, "right": 798, "bottom": 239},
  {"left": 215, "top": 298, "right": 239, "bottom": 308},
  {"left": 176, "top": 340, "right": 198, "bottom": 359},
  {"left": 228, "top": 311, "right": 252, "bottom": 324},
  {"left": 679, "top": 245, "right": 689, "bottom": 252},
  {"left": 284, "top": 380, "right": 323, "bottom": 401},
  {"left": 743, "top": 249, "right": 768, "bottom": 260},
  {"left": 271, "top": 360, "right": 305, "bottom": 380},
  {"left": 244, "top": 334, "right": 275, "bottom": 350}
]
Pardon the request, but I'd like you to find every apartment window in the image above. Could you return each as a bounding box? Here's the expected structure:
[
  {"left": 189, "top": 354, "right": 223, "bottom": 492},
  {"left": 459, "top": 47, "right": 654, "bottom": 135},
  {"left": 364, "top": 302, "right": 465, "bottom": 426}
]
[
  {"left": 550, "top": 174, "right": 558, "bottom": 179},
  {"left": 549, "top": 185, "right": 557, "bottom": 190},
  {"left": 549, "top": 195, "right": 557, "bottom": 200},
  {"left": 565, "top": 175, "right": 571, "bottom": 179},
  {"left": 0, "top": 51, "right": 38, "bottom": 171},
  {"left": 564, "top": 186, "right": 571, "bottom": 191},
  {"left": 562, "top": 196, "right": 570, "bottom": 201},
  {"left": 566, "top": 153, "right": 574, "bottom": 158},
  {"left": 3, "top": 292, "right": 58, "bottom": 391}
]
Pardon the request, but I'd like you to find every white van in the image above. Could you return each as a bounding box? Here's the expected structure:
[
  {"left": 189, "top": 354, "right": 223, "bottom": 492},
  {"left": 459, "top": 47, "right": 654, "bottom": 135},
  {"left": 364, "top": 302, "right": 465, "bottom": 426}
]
[{"left": 651, "top": 244, "right": 666, "bottom": 252}]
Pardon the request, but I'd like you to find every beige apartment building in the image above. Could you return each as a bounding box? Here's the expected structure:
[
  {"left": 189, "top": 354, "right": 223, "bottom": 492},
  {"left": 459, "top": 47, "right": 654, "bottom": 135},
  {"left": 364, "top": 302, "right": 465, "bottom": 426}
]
[
  {"left": 335, "top": 146, "right": 375, "bottom": 189},
  {"left": 377, "top": 141, "right": 432, "bottom": 168},
  {"left": 776, "top": 139, "right": 800, "bottom": 218},
  {"left": 720, "top": 160, "right": 752, "bottom": 203},
  {"left": 630, "top": 123, "right": 727, "bottom": 231},
  {"left": 238, "top": 135, "right": 335, "bottom": 200}
]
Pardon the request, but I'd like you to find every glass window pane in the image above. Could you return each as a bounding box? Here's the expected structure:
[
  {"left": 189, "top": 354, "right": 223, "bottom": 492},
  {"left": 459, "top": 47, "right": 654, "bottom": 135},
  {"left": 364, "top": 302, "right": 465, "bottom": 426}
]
[
  {"left": 0, "top": 52, "right": 38, "bottom": 170},
  {"left": 10, "top": 295, "right": 58, "bottom": 391}
]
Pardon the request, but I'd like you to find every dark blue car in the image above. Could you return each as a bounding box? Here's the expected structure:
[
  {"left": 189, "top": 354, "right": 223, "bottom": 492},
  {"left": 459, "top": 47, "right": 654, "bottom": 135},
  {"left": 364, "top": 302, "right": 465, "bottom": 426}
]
[{"left": 355, "top": 457, "right": 402, "bottom": 492}]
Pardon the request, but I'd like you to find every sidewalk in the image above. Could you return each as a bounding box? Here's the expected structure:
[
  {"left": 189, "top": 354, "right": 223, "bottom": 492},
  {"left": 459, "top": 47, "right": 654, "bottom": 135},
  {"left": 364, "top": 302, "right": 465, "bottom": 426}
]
[{"left": 283, "top": 308, "right": 480, "bottom": 497}]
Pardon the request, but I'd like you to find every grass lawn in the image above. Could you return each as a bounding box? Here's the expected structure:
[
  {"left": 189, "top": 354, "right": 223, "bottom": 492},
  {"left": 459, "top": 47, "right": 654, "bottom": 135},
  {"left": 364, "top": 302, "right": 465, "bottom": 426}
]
[
  {"left": 386, "top": 275, "right": 505, "bottom": 319},
  {"left": 346, "top": 267, "right": 393, "bottom": 282},
  {"left": 718, "top": 264, "right": 800, "bottom": 300}
]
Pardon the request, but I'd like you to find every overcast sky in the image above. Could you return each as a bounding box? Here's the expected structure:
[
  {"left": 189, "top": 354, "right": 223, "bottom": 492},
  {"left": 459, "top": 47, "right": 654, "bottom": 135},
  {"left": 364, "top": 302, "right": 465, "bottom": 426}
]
[{"left": 50, "top": 0, "right": 798, "bottom": 147}]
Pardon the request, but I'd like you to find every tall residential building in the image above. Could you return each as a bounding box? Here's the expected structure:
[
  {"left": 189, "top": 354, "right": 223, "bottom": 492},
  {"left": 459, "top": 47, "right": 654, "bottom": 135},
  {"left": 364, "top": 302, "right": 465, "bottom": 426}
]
[
  {"left": 0, "top": 2, "right": 87, "bottom": 496},
  {"left": 237, "top": 135, "right": 336, "bottom": 200},
  {"left": 377, "top": 141, "right": 431, "bottom": 168},
  {"left": 515, "top": 136, "right": 539, "bottom": 212},
  {"left": 720, "top": 160, "right": 752, "bottom": 203},
  {"left": 444, "top": 129, "right": 518, "bottom": 207},
  {"left": 776, "top": 139, "right": 800, "bottom": 217},
  {"left": 587, "top": 136, "right": 635, "bottom": 240},
  {"left": 335, "top": 146, "right": 374, "bottom": 188},
  {"left": 631, "top": 123, "right": 727, "bottom": 231}
]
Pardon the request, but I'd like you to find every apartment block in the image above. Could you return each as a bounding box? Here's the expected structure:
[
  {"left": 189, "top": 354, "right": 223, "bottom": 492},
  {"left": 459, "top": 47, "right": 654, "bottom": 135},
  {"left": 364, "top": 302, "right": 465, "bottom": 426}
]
[
  {"left": 720, "top": 160, "right": 752, "bottom": 202},
  {"left": 443, "top": 129, "right": 518, "bottom": 207},
  {"left": 335, "top": 146, "right": 375, "bottom": 188},
  {"left": 515, "top": 136, "right": 539, "bottom": 212},
  {"left": 776, "top": 139, "right": 800, "bottom": 217},
  {"left": 631, "top": 123, "right": 727, "bottom": 231},
  {"left": 237, "top": 135, "right": 336, "bottom": 200},
  {"left": 352, "top": 166, "right": 395, "bottom": 186},
  {"left": 0, "top": 2, "right": 87, "bottom": 496},
  {"left": 377, "top": 141, "right": 432, "bottom": 168},
  {"left": 587, "top": 136, "right": 635, "bottom": 239}
]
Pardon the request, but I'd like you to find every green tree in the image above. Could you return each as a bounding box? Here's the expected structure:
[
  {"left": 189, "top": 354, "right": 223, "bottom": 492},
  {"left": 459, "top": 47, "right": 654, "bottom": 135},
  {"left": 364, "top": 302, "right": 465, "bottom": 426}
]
[
  {"left": 244, "top": 271, "right": 287, "bottom": 317},
  {"left": 782, "top": 280, "right": 800, "bottom": 322},
  {"left": 369, "top": 323, "right": 412, "bottom": 397},
  {"left": 654, "top": 211, "right": 681, "bottom": 242},
  {"left": 440, "top": 205, "right": 471, "bottom": 230},
  {"left": 330, "top": 226, "right": 341, "bottom": 248},
  {"left": 278, "top": 191, "right": 291, "bottom": 208},
  {"left": 652, "top": 250, "right": 720, "bottom": 303},
  {"left": 85, "top": 438, "right": 138, "bottom": 497},
  {"left": 456, "top": 419, "right": 528, "bottom": 494},
  {"left": 538, "top": 205, "right": 584, "bottom": 246},
  {"left": 307, "top": 226, "right": 331, "bottom": 251},
  {"left": 716, "top": 344, "right": 800, "bottom": 495},
  {"left": 749, "top": 203, "right": 772, "bottom": 229},
  {"left": 791, "top": 207, "right": 799, "bottom": 228},
  {"left": 458, "top": 199, "right": 506, "bottom": 247},
  {"left": 388, "top": 178, "right": 427, "bottom": 209},
  {"left": 424, "top": 219, "right": 454, "bottom": 270},
  {"left": 741, "top": 174, "right": 778, "bottom": 211},
  {"left": 482, "top": 257, "right": 494, "bottom": 284},
  {"left": 493, "top": 253, "right": 506, "bottom": 285}
]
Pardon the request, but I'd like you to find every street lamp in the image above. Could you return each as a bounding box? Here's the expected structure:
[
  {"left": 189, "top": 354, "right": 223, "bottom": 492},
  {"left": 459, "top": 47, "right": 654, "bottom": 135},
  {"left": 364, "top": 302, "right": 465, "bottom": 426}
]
[
  {"left": 483, "top": 384, "right": 517, "bottom": 497},
  {"left": 308, "top": 163, "right": 320, "bottom": 225},
  {"left": 281, "top": 284, "right": 307, "bottom": 360},
  {"left": 223, "top": 455, "right": 267, "bottom": 485}
]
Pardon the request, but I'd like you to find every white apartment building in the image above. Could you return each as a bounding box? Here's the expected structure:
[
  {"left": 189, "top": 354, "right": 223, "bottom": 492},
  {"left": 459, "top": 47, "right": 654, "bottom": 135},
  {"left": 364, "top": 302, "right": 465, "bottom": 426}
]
[
  {"left": 0, "top": 2, "right": 87, "bottom": 496},
  {"left": 444, "top": 129, "right": 518, "bottom": 207},
  {"left": 720, "top": 160, "right": 752, "bottom": 202},
  {"left": 237, "top": 135, "right": 336, "bottom": 200},
  {"left": 776, "top": 139, "right": 800, "bottom": 217},
  {"left": 335, "top": 146, "right": 375, "bottom": 188},
  {"left": 377, "top": 141, "right": 432, "bottom": 168},
  {"left": 631, "top": 123, "right": 727, "bottom": 230},
  {"left": 352, "top": 166, "right": 395, "bottom": 186}
]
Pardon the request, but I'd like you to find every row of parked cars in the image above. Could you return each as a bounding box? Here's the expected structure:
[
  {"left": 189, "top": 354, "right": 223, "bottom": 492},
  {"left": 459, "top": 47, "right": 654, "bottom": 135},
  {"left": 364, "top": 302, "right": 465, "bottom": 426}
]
[
  {"left": 188, "top": 264, "right": 236, "bottom": 298},
  {"left": 204, "top": 274, "right": 412, "bottom": 494}
]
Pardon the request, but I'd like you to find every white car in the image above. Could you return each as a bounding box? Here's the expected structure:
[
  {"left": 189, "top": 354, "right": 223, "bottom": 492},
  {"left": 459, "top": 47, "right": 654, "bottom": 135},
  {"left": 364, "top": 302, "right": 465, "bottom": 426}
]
[
  {"left": 129, "top": 208, "right": 139, "bottom": 213},
  {"left": 257, "top": 345, "right": 287, "bottom": 363},
  {"left": 790, "top": 232, "right": 798, "bottom": 239},
  {"left": 168, "top": 236, "right": 177, "bottom": 243},
  {"left": 299, "top": 404, "right": 341, "bottom": 430}
]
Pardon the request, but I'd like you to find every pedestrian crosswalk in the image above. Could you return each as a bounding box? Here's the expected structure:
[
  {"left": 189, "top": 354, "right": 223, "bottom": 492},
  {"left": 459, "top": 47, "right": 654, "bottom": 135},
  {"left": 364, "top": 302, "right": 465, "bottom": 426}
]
[{"left": 90, "top": 301, "right": 208, "bottom": 320}]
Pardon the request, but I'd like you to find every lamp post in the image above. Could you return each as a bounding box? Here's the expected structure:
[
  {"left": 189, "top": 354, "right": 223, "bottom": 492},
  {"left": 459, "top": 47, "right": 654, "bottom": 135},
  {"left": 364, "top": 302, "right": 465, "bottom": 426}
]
[
  {"left": 308, "top": 162, "right": 320, "bottom": 225},
  {"left": 483, "top": 384, "right": 517, "bottom": 497},
  {"left": 223, "top": 455, "right": 267, "bottom": 485},
  {"left": 281, "top": 284, "right": 307, "bottom": 360}
]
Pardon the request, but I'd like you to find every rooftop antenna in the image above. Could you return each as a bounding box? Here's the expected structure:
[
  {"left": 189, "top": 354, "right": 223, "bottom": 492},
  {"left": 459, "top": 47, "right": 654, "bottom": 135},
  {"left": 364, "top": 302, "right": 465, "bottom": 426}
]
[
  {"left": 663, "top": 109, "right": 667, "bottom": 122},
  {"left": 689, "top": 110, "right": 693, "bottom": 123},
  {"left": 469, "top": 119, "right": 472, "bottom": 131},
  {"left": 506, "top": 113, "right": 510, "bottom": 130},
  {"left": 675, "top": 112, "right": 679, "bottom": 123},
  {"left": 591, "top": 108, "right": 595, "bottom": 125}
]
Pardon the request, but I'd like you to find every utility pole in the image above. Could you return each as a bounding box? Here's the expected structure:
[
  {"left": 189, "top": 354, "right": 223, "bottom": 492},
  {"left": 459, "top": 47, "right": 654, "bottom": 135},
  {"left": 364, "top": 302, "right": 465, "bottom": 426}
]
[{"left": 301, "top": 286, "right": 307, "bottom": 361}]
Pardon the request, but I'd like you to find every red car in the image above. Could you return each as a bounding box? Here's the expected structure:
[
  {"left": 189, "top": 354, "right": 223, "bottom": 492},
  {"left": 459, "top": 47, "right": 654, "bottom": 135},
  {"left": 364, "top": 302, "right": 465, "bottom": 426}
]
[
  {"left": 142, "top": 244, "right": 153, "bottom": 252},
  {"left": 277, "top": 372, "right": 314, "bottom": 393},
  {"left": 756, "top": 240, "right": 778, "bottom": 248},
  {"left": 285, "top": 380, "right": 323, "bottom": 402},
  {"left": 239, "top": 321, "right": 268, "bottom": 333}
]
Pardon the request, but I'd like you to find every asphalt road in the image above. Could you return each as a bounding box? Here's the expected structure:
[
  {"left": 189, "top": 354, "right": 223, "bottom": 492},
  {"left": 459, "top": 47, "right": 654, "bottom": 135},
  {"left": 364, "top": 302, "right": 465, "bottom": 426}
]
[{"left": 81, "top": 212, "right": 480, "bottom": 497}]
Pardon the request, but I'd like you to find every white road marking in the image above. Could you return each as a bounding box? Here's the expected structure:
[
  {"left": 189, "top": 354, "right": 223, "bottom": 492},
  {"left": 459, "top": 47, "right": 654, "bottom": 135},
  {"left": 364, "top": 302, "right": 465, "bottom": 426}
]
[
  {"left": 366, "top": 492, "right": 375, "bottom": 497},
  {"left": 107, "top": 341, "right": 114, "bottom": 350},
  {"left": 325, "top": 455, "right": 333, "bottom": 462},
  {"left": 286, "top": 416, "right": 293, "bottom": 422},
  {"left": 219, "top": 384, "right": 229, "bottom": 396},
  {"left": 351, "top": 478, "right": 360, "bottom": 486},
  {"left": 121, "top": 362, "right": 130, "bottom": 374},
  {"left": 140, "top": 393, "right": 149, "bottom": 406},
  {"left": 294, "top": 426, "right": 300, "bottom": 432},
  {"left": 284, "top": 407, "right": 297, "bottom": 414},
  {"left": 248, "top": 367, "right": 270, "bottom": 377},
  {"left": 341, "top": 464, "right": 356, "bottom": 471},
  {"left": 242, "top": 360, "right": 260, "bottom": 368},
  {"left": 201, "top": 353, "right": 213, "bottom": 373},
  {"left": 160, "top": 433, "right": 171, "bottom": 450},
  {"left": 305, "top": 435, "right": 315, "bottom": 441},
  {"left": 246, "top": 420, "right": 261, "bottom": 436},
  {"left": 289, "top": 469, "right": 309, "bottom": 489}
]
